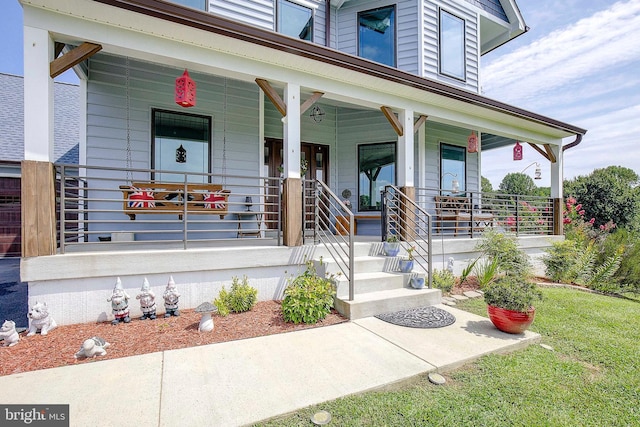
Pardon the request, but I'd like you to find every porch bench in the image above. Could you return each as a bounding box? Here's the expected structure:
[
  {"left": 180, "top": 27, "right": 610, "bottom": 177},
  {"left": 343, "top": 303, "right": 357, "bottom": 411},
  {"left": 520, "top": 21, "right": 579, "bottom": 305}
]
[
  {"left": 434, "top": 196, "right": 493, "bottom": 236},
  {"left": 335, "top": 214, "right": 381, "bottom": 235},
  {"left": 120, "top": 182, "right": 230, "bottom": 220}
]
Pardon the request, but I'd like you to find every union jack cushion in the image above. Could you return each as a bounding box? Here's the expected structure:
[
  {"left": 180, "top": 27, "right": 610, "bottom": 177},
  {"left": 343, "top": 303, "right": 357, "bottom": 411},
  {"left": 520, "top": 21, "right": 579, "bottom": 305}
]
[
  {"left": 128, "top": 187, "right": 156, "bottom": 208},
  {"left": 203, "top": 191, "right": 227, "bottom": 210}
]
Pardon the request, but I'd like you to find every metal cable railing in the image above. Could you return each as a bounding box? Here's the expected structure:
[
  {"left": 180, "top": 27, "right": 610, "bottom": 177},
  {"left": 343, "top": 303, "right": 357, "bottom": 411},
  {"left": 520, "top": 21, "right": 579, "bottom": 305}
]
[
  {"left": 55, "top": 163, "right": 283, "bottom": 253},
  {"left": 382, "top": 185, "right": 433, "bottom": 288},
  {"left": 313, "top": 179, "right": 355, "bottom": 301}
]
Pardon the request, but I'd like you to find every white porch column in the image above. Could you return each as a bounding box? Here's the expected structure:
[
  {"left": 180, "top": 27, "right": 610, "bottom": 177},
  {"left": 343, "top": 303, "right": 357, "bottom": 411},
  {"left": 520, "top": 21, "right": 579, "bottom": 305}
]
[
  {"left": 397, "top": 109, "right": 414, "bottom": 187},
  {"left": 283, "top": 83, "right": 301, "bottom": 179},
  {"left": 282, "top": 83, "right": 302, "bottom": 246},
  {"left": 23, "top": 26, "right": 54, "bottom": 161},
  {"left": 549, "top": 143, "right": 563, "bottom": 199}
]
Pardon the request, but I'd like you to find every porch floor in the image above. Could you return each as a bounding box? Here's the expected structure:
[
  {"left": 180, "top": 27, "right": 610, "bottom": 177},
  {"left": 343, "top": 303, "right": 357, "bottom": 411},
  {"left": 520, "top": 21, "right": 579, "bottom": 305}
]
[{"left": 0, "top": 305, "right": 540, "bottom": 426}]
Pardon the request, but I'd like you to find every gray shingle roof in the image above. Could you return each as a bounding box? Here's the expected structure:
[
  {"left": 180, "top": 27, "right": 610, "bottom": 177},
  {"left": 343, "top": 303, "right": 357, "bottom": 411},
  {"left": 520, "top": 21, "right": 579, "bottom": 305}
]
[{"left": 0, "top": 73, "right": 79, "bottom": 164}]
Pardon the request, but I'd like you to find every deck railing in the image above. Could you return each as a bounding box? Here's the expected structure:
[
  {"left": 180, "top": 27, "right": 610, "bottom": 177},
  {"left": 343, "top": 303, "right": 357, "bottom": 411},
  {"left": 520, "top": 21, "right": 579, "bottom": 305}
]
[
  {"left": 55, "top": 163, "right": 283, "bottom": 253},
  {"left": 382, "top": 185, "right": 433, "bottom": 288},
  {"left": 415, "top": 187, "right": 555, "bottom": 237}
]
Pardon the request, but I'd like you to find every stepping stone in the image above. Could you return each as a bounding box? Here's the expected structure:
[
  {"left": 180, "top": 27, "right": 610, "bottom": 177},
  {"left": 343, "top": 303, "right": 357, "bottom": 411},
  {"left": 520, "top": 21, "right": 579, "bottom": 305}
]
[
  {"left": 442, "top": 296, "right": 456, "bottom": 302},
  {"left": 442, "top": 300, "right": 456, "bottom": 307},
  {"left": 540, "top": 344, "right": 554, "bottom": 351},
  {"left": 428, "top": 372, "right": 446, "bottom": 385},
  {"left": 451, "top": 294, "right": 469, "bottom": 301},
  {"left": 463, "top": 291, "right": 482, "bottom": 298}
]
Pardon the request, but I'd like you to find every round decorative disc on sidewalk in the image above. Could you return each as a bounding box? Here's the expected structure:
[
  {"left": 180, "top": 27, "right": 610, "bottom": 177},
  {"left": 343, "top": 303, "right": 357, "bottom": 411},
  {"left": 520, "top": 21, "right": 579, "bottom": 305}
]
[
  {"left": 374, "top": 306, "right": 456, "bottom": 328},
  {"left": 428, "top": 373, "right": 446, "bottom": 385},
  {"left": 311, "top": 410, "right": 331, "bottom": 425}
]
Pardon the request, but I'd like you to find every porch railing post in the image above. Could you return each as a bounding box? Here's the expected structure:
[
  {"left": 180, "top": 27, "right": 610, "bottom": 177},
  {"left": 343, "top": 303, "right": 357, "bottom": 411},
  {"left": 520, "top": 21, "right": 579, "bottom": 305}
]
[{"left": 553, "top": 197, "right": 563, "bottom": 235}]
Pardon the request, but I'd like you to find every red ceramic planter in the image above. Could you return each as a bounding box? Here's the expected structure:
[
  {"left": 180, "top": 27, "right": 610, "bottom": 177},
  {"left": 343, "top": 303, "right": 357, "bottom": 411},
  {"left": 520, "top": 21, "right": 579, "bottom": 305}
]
[{"left": 487, "top": 305, "right": 535, "bottom": 334}]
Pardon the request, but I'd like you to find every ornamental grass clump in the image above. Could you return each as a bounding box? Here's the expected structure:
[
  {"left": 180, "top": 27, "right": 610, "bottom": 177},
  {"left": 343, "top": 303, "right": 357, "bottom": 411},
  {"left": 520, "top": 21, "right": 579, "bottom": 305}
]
[
  {"left": 282, "top": 262, "right": 336, "bottom": 324},
  {"left": 213, "top": 275, "right": 258, "bottom": 316}
]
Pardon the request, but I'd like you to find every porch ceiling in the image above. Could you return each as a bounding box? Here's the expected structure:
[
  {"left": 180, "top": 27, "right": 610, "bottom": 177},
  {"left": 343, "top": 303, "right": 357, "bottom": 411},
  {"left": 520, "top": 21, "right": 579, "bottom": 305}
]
[{"left": 22, "top": 0, "right": 586, "bottom": 146}]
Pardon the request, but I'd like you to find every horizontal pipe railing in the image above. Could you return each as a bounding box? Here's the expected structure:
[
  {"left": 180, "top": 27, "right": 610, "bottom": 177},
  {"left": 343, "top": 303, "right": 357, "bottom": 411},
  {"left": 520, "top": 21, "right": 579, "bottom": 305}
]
[
  {"left": 55, "top": 163, "right": 283, "bottom": 253},
  {"left": 415, "top": 187, "right": 555, "bottom": 237}
]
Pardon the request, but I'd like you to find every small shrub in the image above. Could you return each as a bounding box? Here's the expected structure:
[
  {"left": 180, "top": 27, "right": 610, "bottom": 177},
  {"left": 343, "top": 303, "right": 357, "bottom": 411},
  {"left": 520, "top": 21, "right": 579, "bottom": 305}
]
[
  {"left": 282, "top": 262, "right": 336, "bottom": 324},
  {"left": 543, "top": 240, "right": 580, "bottom": 283},
  {"left": 483, "top": 277, "right": 543, "bottom": 312},
  {"left": 473, "top": 257, "right": 499, "bottom": 289},
  {"left": 476, "top": 229, "right": 531, "bottom": 278},
  {"left": 432, "top": 268, "right": 455, "bottom": 294},
  {"left": 213, "top": 275, "right": 258, "bottom": 317}
]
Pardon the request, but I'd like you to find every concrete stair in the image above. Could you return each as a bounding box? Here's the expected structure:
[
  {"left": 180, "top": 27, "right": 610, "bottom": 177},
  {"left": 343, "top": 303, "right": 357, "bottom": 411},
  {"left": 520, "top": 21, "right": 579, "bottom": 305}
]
[{"left": 312, "top": 242, "right": 441, "bottom": 320}]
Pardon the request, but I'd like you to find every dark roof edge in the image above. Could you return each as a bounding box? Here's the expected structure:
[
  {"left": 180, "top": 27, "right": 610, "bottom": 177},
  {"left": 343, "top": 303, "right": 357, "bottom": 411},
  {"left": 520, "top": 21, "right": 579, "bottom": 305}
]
[{"left": 92, "top": 0, "right": 586, "bottom": 136}]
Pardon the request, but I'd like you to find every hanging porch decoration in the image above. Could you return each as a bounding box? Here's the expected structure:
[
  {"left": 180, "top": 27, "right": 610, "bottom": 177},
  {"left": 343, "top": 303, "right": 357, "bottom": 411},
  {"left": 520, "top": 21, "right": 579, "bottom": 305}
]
[
  {"left": 513, "top": 141, "right": 523, "bottom": 161},
  {"left": 467, "top": 131, "right": 478, "bottom": 153},
  {"left": 175, "top": 69, "right": 196, "bottom": 108}
]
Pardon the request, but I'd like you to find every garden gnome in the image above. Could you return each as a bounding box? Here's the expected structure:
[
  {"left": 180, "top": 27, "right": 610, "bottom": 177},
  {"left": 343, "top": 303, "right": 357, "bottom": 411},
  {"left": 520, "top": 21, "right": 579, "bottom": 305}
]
[
  {"left": 136, "top": 278, "right": 157, "bottom": 320},
  {"left": 447, "top": 257, "right": 455, "bottom": 274},
  {"left": 108, "top": 277, "right": 131, "bottom": 325},
  {"left": 163, "top": 276, "right": 181, "bottom": 318}
]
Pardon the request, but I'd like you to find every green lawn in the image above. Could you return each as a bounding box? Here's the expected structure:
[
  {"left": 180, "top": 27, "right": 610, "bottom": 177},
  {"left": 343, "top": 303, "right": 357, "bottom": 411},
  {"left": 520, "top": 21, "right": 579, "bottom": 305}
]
[{"left": 256, "top": 288, "right": 640, "bottom": 426}]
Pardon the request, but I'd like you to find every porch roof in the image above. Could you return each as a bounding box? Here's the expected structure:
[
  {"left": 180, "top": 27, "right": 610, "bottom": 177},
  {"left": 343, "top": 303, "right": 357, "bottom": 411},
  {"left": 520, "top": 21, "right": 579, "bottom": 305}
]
[{"left": 25, "top": 0, "right": 586, "bottom": 144}]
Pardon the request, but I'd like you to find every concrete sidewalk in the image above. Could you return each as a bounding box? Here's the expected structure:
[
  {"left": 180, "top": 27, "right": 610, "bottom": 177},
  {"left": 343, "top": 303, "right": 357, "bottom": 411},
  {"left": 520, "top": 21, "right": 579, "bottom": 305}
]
[{"left": 0, "top": 304, "right": 540, "bottom": 426}]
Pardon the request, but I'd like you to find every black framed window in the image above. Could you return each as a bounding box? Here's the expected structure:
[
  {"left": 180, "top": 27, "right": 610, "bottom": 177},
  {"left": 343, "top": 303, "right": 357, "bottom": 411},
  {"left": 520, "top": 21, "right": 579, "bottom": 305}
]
[
  {"left": 277, "top": 0, "right": 314, "bottom": 41},
  {"left": 440, "top": 144, "right": 466, "bottom": 194},
  {"left": 358, "top": 142, "right": 396, "bottom": 211},
  {"left": 358, "top": 5, "right": 396, "bottom": 67},
  {"left": 439, "top": 9, "right": 466, "bottom": 80},
  {"left": 152, "top": 109, "right": 211, "bottom": 183}
]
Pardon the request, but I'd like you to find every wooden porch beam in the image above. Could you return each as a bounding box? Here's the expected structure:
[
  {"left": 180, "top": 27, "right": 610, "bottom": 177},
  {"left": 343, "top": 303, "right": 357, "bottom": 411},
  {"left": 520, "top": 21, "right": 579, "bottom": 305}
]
[
  {"left": 300, "top": 91, "right": 324, "bottom": 115},
  {"left": 256, "top": 78, "right": 287, "bottom": 117},
  {"left": 50, "top": 42, "right": 102, "bottom": 78},
  {"left": 527, "top": 143, "right": 551, "bottom": 162},
  {"left": 543, "top": 144, "right": 557, "bottom": 163},
  {"left": 380, "top": 106, "right": 403, "bottom": 136},
  {"left": 413, "top": 115, "right": 428, "bottom": 133}
]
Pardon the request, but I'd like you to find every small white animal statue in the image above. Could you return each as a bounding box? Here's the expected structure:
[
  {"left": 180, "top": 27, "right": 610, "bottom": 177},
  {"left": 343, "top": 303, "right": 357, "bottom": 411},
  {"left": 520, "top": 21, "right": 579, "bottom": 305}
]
[
  {"left": 136, "top": 278, "right": 157, "bottom": 320},
  {"left": 163, "top": 276, "right": 181, "bottom": 318},
  {"left": 27, "top": 301, "right": 57, "bottom": 336},
  {"left": 0, "top": 320, "right": 20, "bottom": 347},
  {"left": 74, "top": 336, "right": 110, "bottom": 359}
]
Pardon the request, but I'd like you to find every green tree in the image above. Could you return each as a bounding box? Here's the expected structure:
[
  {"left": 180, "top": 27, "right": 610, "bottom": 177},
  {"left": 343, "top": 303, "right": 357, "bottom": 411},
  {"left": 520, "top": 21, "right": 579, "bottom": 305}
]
[
  {"left": 564, "top": 166, "right": 640, "bottom": 229},
  {"left": 498, "top": 172, "right": 537, "bottom": 196},
  {"left": 481, "top": 176, "right": 493, "bottom": 193}
]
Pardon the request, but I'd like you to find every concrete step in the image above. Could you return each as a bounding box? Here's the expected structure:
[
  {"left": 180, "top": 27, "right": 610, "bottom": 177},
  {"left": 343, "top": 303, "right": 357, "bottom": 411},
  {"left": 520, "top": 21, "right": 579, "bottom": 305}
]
[
  {"left": 316, "top": 255, "right": 395, "bottom": 276},
  {"left": 334, "top": 271, "right": 408, "bottom": 298},
  {"left": 334, "top": 287, "right": 442, "bottom": 320},
  {"left": 312, "top": 242, "right": 380, "bottom": 259}
]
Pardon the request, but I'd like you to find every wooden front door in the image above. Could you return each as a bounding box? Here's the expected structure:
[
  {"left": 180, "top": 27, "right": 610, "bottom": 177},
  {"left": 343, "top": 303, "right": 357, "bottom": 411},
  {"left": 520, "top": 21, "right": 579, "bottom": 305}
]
[{"left": 264, "top": 139, "right": 329, "bottom": 230}]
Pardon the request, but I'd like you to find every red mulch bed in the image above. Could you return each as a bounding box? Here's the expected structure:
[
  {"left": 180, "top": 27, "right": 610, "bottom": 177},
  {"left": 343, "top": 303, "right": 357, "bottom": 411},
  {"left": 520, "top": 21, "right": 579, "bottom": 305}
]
[{"left": 0, "top": 301, "right": 347, "bottom": 377}]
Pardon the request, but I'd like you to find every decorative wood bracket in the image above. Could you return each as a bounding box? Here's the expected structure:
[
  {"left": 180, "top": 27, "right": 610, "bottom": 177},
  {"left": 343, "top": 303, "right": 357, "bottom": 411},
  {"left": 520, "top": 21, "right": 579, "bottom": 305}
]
[
  {"left": 413, "top": 115, "right": 428, "bottom": 134},
  {"left": 300, "top": 91, "right": 324, "bottom": 115},
  {"left": 50, "top": 42, "right": 102, "bottom": 78},
  {"left": 527, "top": 143, "right": 557, "bottom": 163},
  {"left": 380, "top": 106, "right": 403, "bottom": 136},
  {"left": 256, "top": 78, "right": 287, "bottom": 117}
]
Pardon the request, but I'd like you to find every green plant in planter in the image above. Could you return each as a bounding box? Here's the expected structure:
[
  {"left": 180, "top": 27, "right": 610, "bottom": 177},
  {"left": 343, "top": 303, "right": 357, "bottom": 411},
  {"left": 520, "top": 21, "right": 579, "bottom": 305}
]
[
  {"left": 282, "top": 261, "right": 336, "bottom": 324},
  {"left": 483, "top": 277, "right": 542, "bottom": 313},
  {"left": 405, "top": 246, "right": 416, "bottom": 261},
  {"left": 213, "top": 275, "right": 258, "bottom": 317}
]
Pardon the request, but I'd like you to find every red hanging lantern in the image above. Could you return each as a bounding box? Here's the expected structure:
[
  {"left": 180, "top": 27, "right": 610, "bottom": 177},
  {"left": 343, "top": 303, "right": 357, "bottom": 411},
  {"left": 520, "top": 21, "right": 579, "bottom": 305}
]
[
  {"left": 467, "top": 131, "right": 478, "bottom": 153},
  {"left": 513, "top": 141, "right": 523, "bottom": 161},
  {"left": 175, "top": 69, "right": 196, "bottom": 108}
]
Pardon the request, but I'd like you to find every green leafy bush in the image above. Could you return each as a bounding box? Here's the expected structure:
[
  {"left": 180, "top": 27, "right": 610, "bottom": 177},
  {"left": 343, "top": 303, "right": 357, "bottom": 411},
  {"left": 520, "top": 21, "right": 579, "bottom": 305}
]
[
  {"left": 483, "top": 277, "right": 543, "bottom": 312},
  {"left": 598, "top": 228, "right": 640, "bottom": 294},
  {"left": 282, "top": 262, "right": 336, "bottom": 324},
  {"left": 473, "top": 257, "right": 499, "bottom": 288},
  {"left": 432, "top": 269, "right": 455, "bottom": 294},
  {"left": 543, "top": 240, "right": 580, "bottom": 283},
  {"left": 213, "top": 275, "right": 258, "bottom": 317},
  {"left": 475, "top": 229, "right": 531, "bottom": 278}
]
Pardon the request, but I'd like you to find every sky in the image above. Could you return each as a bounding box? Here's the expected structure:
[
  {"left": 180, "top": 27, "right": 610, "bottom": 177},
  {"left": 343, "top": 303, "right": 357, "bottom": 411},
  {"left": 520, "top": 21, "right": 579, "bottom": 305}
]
[{"left": 2, "top": 0, "right": 639, "bottom": 188}]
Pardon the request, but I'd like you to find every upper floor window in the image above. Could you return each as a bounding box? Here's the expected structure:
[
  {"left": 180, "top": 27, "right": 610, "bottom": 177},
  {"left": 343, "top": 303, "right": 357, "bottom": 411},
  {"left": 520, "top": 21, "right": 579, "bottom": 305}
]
[
  {"left": 152, "top": 109, "right": 211, "bottom": 183},
  {"left": 277, "top": 0, "right": 313, "bottom": 41},
  {"left": 170, "top": 0, "right": 207, "bottom": 11},
  {"left": 439, "top": 10, "right": 466, "bottom": 80},
  {"left": 358, "top": 6, "right": 396, "bottom": 67}
]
